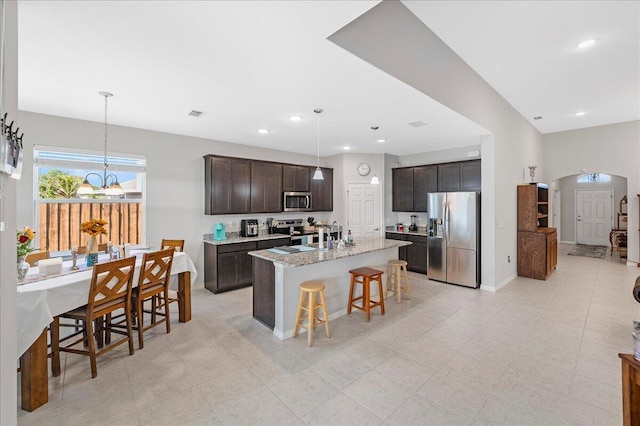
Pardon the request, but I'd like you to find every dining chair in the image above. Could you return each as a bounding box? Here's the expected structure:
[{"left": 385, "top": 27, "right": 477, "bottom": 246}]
[
  {"left": 156, "top": 239, "right": 185, "bottom": 316},
  {"left": 25, "top": 251, "right": 50, "bottom": 266},
  {"left": 51, "top": 257, "right": 136, "bottom": 378},
  {"left": 77, "top": 243, "right": 108, "bottom": 255},
  {"left": 132, "top": 248, "right": 175, "bottom": 349},
  {"left": 161, "top": 239, "right": 184, "bottom": 252}
]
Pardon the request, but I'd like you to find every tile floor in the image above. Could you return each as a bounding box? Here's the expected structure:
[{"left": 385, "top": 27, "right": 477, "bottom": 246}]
[{"left": 18, "top": 244, "right": 639, "bottom": 425}]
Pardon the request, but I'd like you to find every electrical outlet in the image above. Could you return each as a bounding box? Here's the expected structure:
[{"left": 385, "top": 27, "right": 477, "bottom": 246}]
[{"left": 508, "top": 255, "right": 511, "bottom": 263}]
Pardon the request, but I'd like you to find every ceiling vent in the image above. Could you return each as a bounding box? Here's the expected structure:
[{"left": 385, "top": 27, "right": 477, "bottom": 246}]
[
  {"left": 188, "top": 110, "right": 204, "bottom": 117},
  {"left": 408, "top": 120, "right": 428, "bottom": 127}
]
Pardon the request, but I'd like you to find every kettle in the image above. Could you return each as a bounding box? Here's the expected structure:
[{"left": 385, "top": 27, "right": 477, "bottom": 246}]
[{"left": 213, "top": 223, "right": 226, "bottom": 241}]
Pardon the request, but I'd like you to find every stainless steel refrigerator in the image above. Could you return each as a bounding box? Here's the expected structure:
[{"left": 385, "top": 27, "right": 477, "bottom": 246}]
[{"left": 427, "top": 192, "right": 480, "bottom": 288}]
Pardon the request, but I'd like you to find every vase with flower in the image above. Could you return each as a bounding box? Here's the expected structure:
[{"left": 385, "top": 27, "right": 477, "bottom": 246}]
[
  {"left": 81, "top": 219, "right": 108, "bottom": 266},
  {"left": 17, "top": 227, "right": 35, "bottom": 281}
]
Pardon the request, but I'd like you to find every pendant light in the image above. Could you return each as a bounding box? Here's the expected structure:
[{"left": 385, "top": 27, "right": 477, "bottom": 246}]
[
  {"left": 370, "top": 126, "right": 380, "bottom": 185},
  {"left": 77, "top": 91, "right": 124, "bottom": 197},
  {"left": 312, "top": 108, "right": 324, "bottom": 180}
]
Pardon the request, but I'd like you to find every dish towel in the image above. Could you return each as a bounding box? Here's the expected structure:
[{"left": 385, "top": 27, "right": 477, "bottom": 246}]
[{"left": 634, "top": 276, "right": 640, "bottom": 304}]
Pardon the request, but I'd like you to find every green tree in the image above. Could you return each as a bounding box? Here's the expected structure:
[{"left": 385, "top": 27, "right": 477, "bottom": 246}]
[{"left": 39, "top": 169, "right": 84, "bottom": 199}]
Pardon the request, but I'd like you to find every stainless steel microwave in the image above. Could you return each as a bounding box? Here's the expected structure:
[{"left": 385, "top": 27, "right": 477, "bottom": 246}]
[{"left": 283, "top": 192, "right": 312, "bottom": 212}]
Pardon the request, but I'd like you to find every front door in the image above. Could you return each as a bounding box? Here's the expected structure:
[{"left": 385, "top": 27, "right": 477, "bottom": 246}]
[
  {"left": 576, "top": 189, "right": 612, "bottom": 246},
  {"left": 347, "top": 183, "right": 380, "bottom": 240}
]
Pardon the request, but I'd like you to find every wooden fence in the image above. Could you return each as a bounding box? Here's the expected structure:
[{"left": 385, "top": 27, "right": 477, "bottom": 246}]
[{"left": 38, "top": 201, "right": 143, "bottom": 251}]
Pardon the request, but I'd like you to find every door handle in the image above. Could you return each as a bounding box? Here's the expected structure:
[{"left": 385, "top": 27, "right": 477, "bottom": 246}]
[
  {"left": 305, "top": 196, "right": 310, "bottom": 209},
  {"left": 373, "top": 228, "right": 379, "bottom": 231}
]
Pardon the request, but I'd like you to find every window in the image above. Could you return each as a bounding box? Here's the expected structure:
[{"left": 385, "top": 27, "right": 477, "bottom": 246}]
[
  {"left": 577, "top": 173, "right": 611, "bottom": 183},
  {"left": 33, "top": 145, "right": 146, "bottom": 252}
]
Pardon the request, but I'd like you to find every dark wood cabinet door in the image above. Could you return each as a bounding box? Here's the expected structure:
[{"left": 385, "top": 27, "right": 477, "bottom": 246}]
[
  {"left": 204, "top": 156, "right": 251, "bottom": 215},
  {"left": 392, "top": 168, "right": 414, "bottom": 212},
  {"left": 251, "top": 161, "right": 283, "bottom": 213},
  {"left": 310, "top": 167, "right": 333, "bottom": 211},
  {"left": 238, "top": 251, "right": 253, "bottom": 286},
  {"left": 283, "top": 165, "right": 310, "bottom": 192},
  {"left": 437, "top": 163, "right": 461, "bottom": 192},
  {"left": 413, "top": 165, "right": 437, "bottom": 212},
  {"left": 216, "top": 252, "right": 239, "bottom": 289},
  {"left": 460, "top": 160, "right": 481, "bottom": 191},
  {"left": 406, "top": 235, "right": 428, "bottom": 274}
]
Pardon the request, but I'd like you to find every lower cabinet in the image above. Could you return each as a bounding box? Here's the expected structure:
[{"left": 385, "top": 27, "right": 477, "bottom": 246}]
[
  {"left": 385, "top": 232, "right": 427, "bottom": 274},
  {"left": 406, "top": 234, "right": 428, "bottom": 274},
  {"left": 205, "top": 237, "right": 291, "bottom": 294},
  {"left": 517, "top": 228, "right": 557, "bottom": 280}
]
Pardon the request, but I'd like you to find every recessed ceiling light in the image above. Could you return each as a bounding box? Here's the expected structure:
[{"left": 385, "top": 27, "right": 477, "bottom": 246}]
[
  {"left": 578, "top": 39, "right": 596, "bottom": 49},
  {"left": 258, "top": 128, "right": 270, "bottom": 134},
  {"left": 575, "top": 111, "right": 586, "bottom": 116},
  {"left": 377, "top": 139, "right": 387, "bottom": 143},
  {"left": 343, "top": 146, "right": 351, "bottom": 150},
  {"left": 289, "top": 115, "right": 302, "bottom": 122}
]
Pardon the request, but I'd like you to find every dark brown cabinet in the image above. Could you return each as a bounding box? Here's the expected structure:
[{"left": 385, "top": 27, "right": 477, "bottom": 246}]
[
  {"left": 252, "top": 236, "right": 291, "bottom": 329},
  {"left": 392, "top": 168, "right": 414, "bottom": 212},
  {"left": 205, "top": 241, "right": 257, "bottom": 294},
  {"left": 460, "top": 160, "right": 481, "bottom": 191},
  {"left": 310, "top": 167, "right": 333, "bottom": 211},
  {"left": 392, "top": 160, "right": 480, "bottom": 213},
  {"left": 437, "top": 163, "right": 461, "bottom": 192},
  {"left": 250, "top": 161, "right": 283, "bottom": 213},
  {"left": 406, "top": 234, "right": 428, "bottom": 274},
  {"left": 413, "top": 165, "right": 438, "bottom": 212},
  {"left": 204, "top": 155, "right": 251, "bottom": 215},
  {"left": 283, "top": 165, "right": 310, "bottom": 192}
]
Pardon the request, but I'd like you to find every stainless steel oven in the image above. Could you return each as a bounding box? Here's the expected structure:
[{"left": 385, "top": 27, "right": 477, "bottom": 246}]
[{"left": 283, "top": 192, "right": 311, "bottom": 212}]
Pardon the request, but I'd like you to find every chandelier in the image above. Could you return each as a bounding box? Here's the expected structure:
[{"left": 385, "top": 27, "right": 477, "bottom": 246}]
[{"left": 77, "top": 91, "right": 124, "bottom": 197}]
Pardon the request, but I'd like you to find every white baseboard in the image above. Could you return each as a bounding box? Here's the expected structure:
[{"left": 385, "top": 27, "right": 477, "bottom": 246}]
[
  {"left": 481, "top": 272, "right": 517, "bottom": 292},
  {"left": 560, "top": 240, "right": 576, "bottom": 245}
]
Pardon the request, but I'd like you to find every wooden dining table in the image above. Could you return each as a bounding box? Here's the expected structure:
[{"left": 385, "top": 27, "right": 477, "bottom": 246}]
[{"left": 17, "top": 250, "right": 197, "bottom": 412}]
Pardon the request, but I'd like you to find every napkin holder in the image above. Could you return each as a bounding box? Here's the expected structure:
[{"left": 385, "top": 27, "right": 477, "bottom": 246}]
[{"left": 38, "top": 257, "right": 63, "bottom": 276}]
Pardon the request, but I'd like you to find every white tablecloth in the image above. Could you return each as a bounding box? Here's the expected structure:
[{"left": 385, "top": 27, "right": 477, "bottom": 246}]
[{"left": 16, "top": 251, "right": 197, "bottom": 357}]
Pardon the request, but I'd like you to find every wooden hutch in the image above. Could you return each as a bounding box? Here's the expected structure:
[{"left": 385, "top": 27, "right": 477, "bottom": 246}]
[{"left": 517, "top": 183, "right": 557, "bottom": 280}]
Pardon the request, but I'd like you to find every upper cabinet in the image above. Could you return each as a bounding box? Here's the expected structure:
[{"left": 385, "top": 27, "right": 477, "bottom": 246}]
[
  {"left": 204, "top": 155, "right": 332, "bottom": 214},
  {"left": 413, "top": 165, "right": 437, "bottom": 212},
  {"left": 251, "top": 161, "right": 283, "bottom": 213},
  {"left": 392, "top": 168, "right": 414, "bottom": 212},
  {"left": 310, "top": 167, "right": 333, "bottom": 211},
  {"left": 437, "top": 163, "right": 460, "bottom": 192},
  {"left": 392, "top": 160, "right": 481, "bottom": 212},
  {"left": 204, "top": 155, "right": 251, "bottom": 215},
  {"left": 282, "top": 165, "right": 311, "bottom": 192},
  {"left": 460, "top": 160, "right": 481, "bottom": 191}
]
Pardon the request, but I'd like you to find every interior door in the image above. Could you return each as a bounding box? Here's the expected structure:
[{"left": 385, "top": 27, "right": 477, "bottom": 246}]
[
  {"left": 347, "top": 183, "right": 380, "bottom": 240},
  {"left": 576, "top": 189, "right": 612, "bottom": 246}
]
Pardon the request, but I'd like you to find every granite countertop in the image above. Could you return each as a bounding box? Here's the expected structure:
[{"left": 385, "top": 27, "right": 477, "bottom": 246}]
[
  {"left": 248, "top": 238, "right": 412, "bottom": 268},
  {"left": 203, "top": 231, "right": 294, "bottom": 245},
  {"left": 385, "top": 228, "right": 429, "bottom": 236}
]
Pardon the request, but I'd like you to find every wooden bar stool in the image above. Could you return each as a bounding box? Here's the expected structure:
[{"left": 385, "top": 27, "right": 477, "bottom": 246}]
[
  {"left": 386, "top": 259, "right": 411, "bottom": 303},
  {"left": 348, "top": 267, "right": 385, "bottom": 322},
  {"left": 293, "top": 280, "right": 331, "bottom": 346}
]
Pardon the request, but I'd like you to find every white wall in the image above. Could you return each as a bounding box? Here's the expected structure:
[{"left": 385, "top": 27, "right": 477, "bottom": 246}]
[
  {"left": 556, "top": 174, "right": 627, "bottom": 243},
  {"left": 17, "top": 111, "right": 330, "bottom": 282},
  {"left": 1, "top": 0, "right": 19, "bottom": 422},
  {"left": 543, "top": 120, "right": 640, "bottom": 264},
  {"left": 329, "top": 1, "right": 543, "bottom": 290}
]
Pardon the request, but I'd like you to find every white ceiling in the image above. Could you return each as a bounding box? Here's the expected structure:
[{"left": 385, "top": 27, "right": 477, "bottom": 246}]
[{"left": 17, "top": 1, "right": 639, "bottom": 157}]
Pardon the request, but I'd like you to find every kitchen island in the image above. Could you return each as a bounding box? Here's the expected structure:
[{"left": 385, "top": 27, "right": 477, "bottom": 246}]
[{"left": 248, "top": 238, "right": 412, "bottom": 339}]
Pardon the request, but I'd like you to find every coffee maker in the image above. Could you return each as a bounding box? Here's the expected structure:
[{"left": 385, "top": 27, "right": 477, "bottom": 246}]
[
  {"left": 240, "top": 219, "right": 259, "bottom": 237},
  {"left": 409, "top": 215, "right": 418, "bottom": 232}
]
